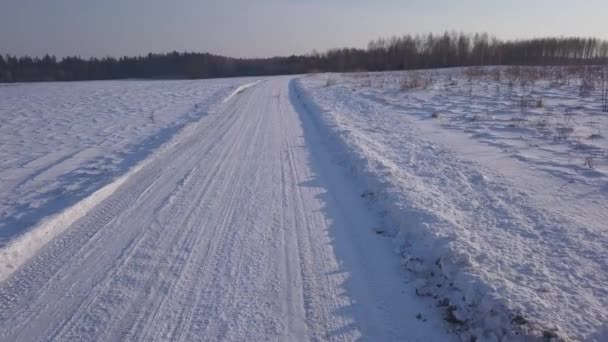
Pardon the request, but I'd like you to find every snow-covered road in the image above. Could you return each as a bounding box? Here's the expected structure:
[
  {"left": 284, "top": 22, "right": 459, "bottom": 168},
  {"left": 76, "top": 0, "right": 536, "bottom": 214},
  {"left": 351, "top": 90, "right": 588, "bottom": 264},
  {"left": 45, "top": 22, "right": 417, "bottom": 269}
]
[{"left": 0, "top": 78, "right": 451, "bottom": 341}]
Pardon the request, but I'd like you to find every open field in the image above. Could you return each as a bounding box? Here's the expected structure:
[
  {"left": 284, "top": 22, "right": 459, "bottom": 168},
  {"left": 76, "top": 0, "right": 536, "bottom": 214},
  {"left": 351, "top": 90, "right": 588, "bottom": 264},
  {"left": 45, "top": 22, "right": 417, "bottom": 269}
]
[
  {"left": 0, "top": 78, "right": 261, "bottom": 261},
  {"left": 298, "top": 66, "right": 608, "bottom": 340}
]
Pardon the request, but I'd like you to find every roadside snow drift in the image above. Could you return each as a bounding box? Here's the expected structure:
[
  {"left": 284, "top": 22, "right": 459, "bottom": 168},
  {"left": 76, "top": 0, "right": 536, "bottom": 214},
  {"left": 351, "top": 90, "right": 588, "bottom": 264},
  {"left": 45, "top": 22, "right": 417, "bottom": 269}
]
[{"left": 295, "top": 67, "right": 608, "bottom": 341}]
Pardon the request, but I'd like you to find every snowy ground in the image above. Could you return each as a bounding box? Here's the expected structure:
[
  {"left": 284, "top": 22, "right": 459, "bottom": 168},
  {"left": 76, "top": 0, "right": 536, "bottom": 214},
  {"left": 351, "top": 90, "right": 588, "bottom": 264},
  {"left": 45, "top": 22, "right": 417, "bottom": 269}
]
[
  {"left": 296, "top": 67, "right": 608, "bottom": 341},
  {"left": 2, "top": 68, "right": 606, "bottom": 341},
  {"left": 0, "top": 77, "right": 454, "bottom": 341},
  {"left": 0, "top": 78, "right": 256, "bottom": 258}
]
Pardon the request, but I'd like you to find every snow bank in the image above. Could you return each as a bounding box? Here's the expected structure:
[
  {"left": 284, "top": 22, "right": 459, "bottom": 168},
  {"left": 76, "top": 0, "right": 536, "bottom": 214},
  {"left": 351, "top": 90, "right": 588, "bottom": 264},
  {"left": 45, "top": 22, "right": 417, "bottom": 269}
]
[
  {"left": 293, "top": 72, "right": 608, "bottom": 341},
  {"left": 0, "top": 78, "right": 259, "bottom": 281},
  {"left": 0, "top": 161, "right": 146, "bottom": 282},
  {"left": 222, "top": 80, "right": 264, "bottom": 103}
]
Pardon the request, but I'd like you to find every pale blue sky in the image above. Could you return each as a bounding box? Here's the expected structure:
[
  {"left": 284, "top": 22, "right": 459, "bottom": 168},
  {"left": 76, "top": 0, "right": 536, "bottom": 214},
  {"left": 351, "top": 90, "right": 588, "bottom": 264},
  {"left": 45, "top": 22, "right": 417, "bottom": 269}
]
[{"left": 2, "top": 0, "right": 607, "bottom": 58}]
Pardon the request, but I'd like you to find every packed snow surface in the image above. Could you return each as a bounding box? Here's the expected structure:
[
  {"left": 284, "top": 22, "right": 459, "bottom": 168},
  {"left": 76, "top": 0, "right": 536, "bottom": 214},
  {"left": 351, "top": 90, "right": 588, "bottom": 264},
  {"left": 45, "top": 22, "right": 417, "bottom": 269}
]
[
  {"left": 0, "top": 77, "right": 453, "bottom": 341},
  {"left": 296, "top": 67, "right": 608, "bottom": 341}
]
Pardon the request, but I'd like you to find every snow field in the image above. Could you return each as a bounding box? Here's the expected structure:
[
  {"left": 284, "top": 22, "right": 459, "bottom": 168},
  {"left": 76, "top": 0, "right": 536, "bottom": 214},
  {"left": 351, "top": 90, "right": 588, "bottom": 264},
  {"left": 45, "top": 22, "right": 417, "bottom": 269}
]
[
  {"left": 0, "top": 78, "right": 259, "bottom": 278},
  {"left": 296, "top": 67, "right": 608, "bottom": 341}
]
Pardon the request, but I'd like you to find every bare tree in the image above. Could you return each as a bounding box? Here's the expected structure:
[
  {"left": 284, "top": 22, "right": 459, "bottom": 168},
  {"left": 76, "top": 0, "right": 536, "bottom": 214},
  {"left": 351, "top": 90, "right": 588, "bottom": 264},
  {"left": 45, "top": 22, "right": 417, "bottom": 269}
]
[{"left": 602, "top": 65, "right": 608, "bottom": 112}]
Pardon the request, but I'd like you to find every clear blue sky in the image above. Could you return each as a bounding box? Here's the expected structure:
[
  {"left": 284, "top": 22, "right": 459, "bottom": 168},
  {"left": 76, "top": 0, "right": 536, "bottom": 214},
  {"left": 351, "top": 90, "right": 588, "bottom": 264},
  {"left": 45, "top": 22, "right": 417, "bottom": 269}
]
[{"left": 2, "top": 0, "right": 607, "bottom": 58}]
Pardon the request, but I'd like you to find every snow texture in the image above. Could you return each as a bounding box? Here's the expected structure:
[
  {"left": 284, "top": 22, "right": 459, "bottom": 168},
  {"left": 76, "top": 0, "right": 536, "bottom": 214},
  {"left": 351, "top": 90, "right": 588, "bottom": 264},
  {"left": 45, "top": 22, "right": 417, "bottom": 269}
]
[
  {"left": 0, "top": 77, "right": 453, "bottom": 341},
  {"left": 0, "top": 78, "right": 257, "bottom": 278},
  {"left": 295, "top": 67, "right": 608, "bottom": 341}
]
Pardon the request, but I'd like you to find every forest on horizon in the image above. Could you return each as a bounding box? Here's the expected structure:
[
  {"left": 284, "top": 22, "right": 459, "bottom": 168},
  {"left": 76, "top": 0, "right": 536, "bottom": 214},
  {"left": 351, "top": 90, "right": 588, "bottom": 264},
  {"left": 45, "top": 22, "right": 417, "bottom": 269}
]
[{"left": 1, "top": 32, "right": 608, "bottom": 83}]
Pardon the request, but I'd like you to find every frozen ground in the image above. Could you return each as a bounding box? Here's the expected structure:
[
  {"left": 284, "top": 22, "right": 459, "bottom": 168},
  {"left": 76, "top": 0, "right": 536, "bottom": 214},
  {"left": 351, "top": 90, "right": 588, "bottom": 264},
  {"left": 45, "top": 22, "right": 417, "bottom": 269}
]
[
  {"left": 0, "top": 77, "right": 453, "bottom": 341},
  {"left": 296, "top": 67, "right": 608, "bottom": 341}
]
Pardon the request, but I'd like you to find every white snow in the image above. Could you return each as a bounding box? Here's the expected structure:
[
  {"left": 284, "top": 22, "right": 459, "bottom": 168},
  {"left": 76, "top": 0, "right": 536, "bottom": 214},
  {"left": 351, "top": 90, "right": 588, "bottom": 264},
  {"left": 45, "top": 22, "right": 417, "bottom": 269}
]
[
  {"left": 295, "top": 67, "right": 608, "bottom": 341},
  {"left": 4, "top": 67, "right": 606, "bottom": 341},
  {"left": 0, "top": 77, "right": 454, "bottom": 341},
  {"left": 222, "top": 79, "right": 264, "bottom": 103},
  {"left": 0, "top": 77, "right": 278, "bottom": 284},
  {"left": 0, "top": 78, "right": 253, "bottom": 252},
  {"left": 0, "top": 160, "right": 146, "bottom": 283}
]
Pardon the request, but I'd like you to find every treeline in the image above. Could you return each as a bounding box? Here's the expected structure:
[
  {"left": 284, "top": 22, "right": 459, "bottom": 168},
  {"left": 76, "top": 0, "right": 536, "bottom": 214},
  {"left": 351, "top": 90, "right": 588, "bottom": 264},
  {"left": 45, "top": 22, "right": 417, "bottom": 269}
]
[
  {"left": 1, "top": 33, "right": 607, "bottom": 82},
  {"left": 363, "top": 33, "right": 608, "bottom": 71},
  {"left": 0, "top": 53, "right": 316, "bottom": 82}
]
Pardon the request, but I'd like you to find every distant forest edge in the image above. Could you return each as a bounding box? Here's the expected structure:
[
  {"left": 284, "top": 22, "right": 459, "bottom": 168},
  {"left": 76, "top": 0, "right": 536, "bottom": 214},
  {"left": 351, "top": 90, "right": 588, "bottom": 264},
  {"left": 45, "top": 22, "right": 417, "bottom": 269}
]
[{"left": 2, "top": 33, "right": 608, "bottom": 82}]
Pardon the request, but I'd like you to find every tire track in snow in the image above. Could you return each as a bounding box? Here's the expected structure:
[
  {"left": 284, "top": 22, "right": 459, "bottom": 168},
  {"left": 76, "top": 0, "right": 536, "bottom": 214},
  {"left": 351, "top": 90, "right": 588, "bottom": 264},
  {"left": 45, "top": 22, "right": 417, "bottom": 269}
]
[
  {"left": 44, "top": 91, "right": 259, "bottom": 342},
  {"left": 175, "top": 86, "right": 273, "bottom": 341},
  {"left": 138, "top": 90, "right": 266, "bottom": 341}
]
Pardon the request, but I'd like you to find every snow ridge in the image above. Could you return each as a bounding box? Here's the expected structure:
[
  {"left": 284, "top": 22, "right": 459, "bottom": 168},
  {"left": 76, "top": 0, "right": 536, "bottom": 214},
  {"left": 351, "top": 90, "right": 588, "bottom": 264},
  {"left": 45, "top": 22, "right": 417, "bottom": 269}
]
[
  {"left": 222, "top": 80, "right": 264, "bottom": 103},
  {"left": 0, "top": 162, "right": 146, "bottom": 282}
]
